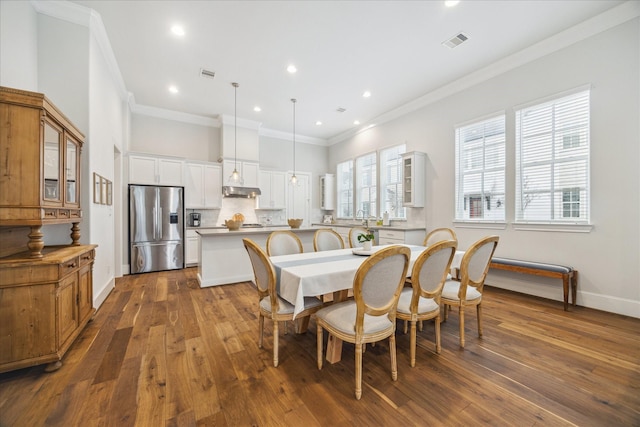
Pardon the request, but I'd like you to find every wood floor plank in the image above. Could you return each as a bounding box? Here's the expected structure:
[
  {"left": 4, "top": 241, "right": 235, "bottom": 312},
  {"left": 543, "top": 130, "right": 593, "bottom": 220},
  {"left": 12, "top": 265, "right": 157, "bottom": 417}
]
[{"left": 1, "top": 270, "right": 639, "bottom": 426}]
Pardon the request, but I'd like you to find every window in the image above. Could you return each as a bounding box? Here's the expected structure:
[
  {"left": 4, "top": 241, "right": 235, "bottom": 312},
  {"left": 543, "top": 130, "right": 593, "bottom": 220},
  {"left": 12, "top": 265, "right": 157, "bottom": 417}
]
[
  {"left": 380, "top": 144, "right": 406, "bottom": 219},
  {"left": 515, "top": 89, "right": 590, "bottom": 223},
  {"left": 455, "top": 115, "right": 506, "bottom": 221},
  {"left": 355, "top": 152, "right": 376, "bottom": 219},
  {"left": 336, "top": 160, "right": 353, "bottom": 218}
]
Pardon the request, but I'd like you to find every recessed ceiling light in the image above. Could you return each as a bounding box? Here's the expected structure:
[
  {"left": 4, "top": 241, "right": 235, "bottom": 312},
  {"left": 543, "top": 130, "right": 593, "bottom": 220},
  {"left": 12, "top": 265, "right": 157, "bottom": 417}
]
[
  {"left": 362, "top": 91, "right": 371, "bottom": 98},
  {"left": 316, "top": 121, "right": 322, "bottom": 126},
  {"left": 445, "top": 0, "right": 460, "bottom": 7},
  {"left": 253, "top": 106, "right": 261, "bottom": 112},
  {"left": 168, "top": 85, "right": 178, "bottom": 94},
  {"left": 287, "top": 64, "right": 297, "bottom": 74},
  {"left": 171, "top": 25, "right": 185, "bottom": 36},
  {"left": 354, "top": 120, "right": 360, "bottom": 125}
]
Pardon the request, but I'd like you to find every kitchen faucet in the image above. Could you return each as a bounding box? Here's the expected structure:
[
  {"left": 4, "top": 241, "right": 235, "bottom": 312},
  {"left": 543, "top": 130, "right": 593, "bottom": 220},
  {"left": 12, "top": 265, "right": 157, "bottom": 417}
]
[{"left": 356, "top": 209, "right": 366, "bottom": 226}]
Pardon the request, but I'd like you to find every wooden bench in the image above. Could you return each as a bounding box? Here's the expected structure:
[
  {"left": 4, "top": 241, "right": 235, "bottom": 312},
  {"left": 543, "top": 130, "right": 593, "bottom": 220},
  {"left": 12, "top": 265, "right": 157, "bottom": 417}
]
[{"left": 489, "top": 257, "right": 578, "bottom": 311}]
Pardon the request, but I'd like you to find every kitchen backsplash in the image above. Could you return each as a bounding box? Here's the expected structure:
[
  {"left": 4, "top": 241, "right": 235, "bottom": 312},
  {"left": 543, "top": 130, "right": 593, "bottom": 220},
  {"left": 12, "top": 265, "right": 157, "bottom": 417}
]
[{"left": 187, "top": 198, "right": 286, "bottom": 227}]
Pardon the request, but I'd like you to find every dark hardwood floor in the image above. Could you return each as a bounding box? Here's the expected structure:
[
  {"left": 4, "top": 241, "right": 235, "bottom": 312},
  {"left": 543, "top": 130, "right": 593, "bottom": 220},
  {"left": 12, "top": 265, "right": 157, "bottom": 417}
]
[{"left": 1, "top": 267, "right": 639, "bottom": 426}]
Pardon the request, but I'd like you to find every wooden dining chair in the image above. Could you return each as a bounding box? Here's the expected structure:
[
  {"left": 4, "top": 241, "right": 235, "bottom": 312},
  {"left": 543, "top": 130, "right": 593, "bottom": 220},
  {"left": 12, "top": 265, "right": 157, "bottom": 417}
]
[
  {"left": 423, "top": 227, "right": 457, "bottom": 247},
  {"left": 348, "top": 226, "right": 371, "bottom": 248},
  {"left": 316, "top": 245, "right": 410, "bottom": 400},
  {"left": 266, "top": 230, "right": 303, "bottom": 256},
  {"left": 243, "top": 238, "right": 322, "bottom": 367},
  {"left": 396, "top": 240, "right": 457, "bottom": 366},
  {"left": 441, "top": 235, "right": 499, "bottom": 348},
  {"left": 313, "top": 228, "right": 344, "bottom": 252}
]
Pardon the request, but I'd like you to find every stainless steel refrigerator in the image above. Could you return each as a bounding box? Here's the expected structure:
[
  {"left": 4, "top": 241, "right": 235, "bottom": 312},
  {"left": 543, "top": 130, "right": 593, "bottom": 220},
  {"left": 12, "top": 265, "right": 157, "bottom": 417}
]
[{"left": 129, "top": 184, "right": 184, "bottom": 274}]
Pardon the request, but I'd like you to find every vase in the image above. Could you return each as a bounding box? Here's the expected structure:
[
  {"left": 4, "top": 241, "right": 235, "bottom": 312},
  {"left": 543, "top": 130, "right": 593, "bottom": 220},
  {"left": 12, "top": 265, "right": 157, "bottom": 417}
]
[{"left": 363, "top": 241, "right": 372, "bottom": 251}]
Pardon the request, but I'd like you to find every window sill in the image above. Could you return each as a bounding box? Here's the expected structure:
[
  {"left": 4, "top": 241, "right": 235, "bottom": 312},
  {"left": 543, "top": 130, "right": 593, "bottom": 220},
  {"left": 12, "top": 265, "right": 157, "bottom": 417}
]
[
  {"left": 511, "top": 222, "right": 593, "bottom": 233},
  {"left": 453, "top": 221, "right": 507, "bottom": 230}
]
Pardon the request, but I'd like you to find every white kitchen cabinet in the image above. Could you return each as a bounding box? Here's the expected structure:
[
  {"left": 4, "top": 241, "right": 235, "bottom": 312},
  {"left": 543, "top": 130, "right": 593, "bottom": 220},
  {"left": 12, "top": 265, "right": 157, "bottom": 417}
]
[
  {"left": 222, "top": 159, "right": 259, "bottom": 187},
  {"left": 258, "top": 170, "right": 287, "bottom": 209},
  {"left": 377, "top": 228, "right": 425, "bottom": 245},
  {"left": 401, "top": 151, "right": 426, "bottom": 207},
  {"left": 320, "top": 173, "right": 335, "bottom": 210},
  {"left": 129, "top": 154, "right": 184, "bottom": 186},
  {"left": 185, "top": 162, "right": 222, "bottom": 208},
  {"left": 186, "top": 229, "right": 199, "bottom": 266}
]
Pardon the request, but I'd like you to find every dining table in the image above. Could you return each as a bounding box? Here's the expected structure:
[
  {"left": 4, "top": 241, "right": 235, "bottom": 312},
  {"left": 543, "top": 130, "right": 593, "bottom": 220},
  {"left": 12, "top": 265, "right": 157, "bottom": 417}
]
[{"left": 270, "top": 244, "right": 442, "bottom": 363}]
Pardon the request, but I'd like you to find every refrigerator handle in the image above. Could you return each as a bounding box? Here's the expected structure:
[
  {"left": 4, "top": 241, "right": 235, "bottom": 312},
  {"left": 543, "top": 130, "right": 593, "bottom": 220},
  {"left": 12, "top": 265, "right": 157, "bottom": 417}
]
[
  {"left": 158, "top": 207, "right": 163, "bottom": 239},
  {"left": 152, "top": 206, "right": 157, "bottom": 240}
]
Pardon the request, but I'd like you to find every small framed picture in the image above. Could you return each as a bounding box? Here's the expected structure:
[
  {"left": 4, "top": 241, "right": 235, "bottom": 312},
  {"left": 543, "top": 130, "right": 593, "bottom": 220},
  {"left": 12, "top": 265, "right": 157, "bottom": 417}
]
[
  {"left": 106, "top": 180, "right": 113, "bottom": 206},
  {"left": 93, "top": 172, "right": 101, "bottom": 204},
  {"left": 100, "top": 176, "right": 107, "bottom": 204}
]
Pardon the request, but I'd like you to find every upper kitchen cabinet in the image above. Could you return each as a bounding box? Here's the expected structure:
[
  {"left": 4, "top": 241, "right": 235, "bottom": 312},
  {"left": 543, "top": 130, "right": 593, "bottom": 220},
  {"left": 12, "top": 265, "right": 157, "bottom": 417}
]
[
  {"left": 185, "top": 161, "right": 222, "bottom": 209},
  {"left": 129, "top": 153, "right": 184, "bottom": 186},
  {"left": 222, "top": 159, "right": 259, "bottom": 187},
  {"left": 258, "top": 170, "right": 286, "bottom": 209},
  {"left": 320, "top": 173, "right": 335, "bottom": 210},
  {"left": 402, "top": 151, "right": 426, "bottom": 208},
  {"left": 0, "top": 86, "right": 85, "bottom": 256}
]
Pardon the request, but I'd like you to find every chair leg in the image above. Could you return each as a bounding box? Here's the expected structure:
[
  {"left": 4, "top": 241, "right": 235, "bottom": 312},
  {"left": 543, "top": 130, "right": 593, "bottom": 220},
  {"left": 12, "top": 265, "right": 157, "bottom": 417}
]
[
  {"left": 443, "top": 304, "right": 449, "bottom": 321},
  {"left": 435, "top": 314, "right": 441, "bottom": 354},
  {"left": 403, "top": 319, "right": 408, "bottom": 334},
  {"left": 419, "top": 320, "right": 423, "bottom": 331},
  {"left": 316, "top": 324, "right": 323, "bottom": 370},
  {"left": 459, "top": 306, "right": 465, "bottom": 348},
  {"left": 273, "top": 320, "right": 279, "bottom": 367},
  {"left": 284, "top": 320, "right": 288, "bottom": 335},
  {"left": 477, "top": 303, "right": 483, "bottom": 337},
  {"left": 390, "top": 334, "right": 398, "bottom": 381},
  {"left": 258, "top": 314, "right": 264, "bottom": 348},
  {"left": 355, "top": 342, "right": 363, "bottom": 400},
  {"left": 410, "top": 320, "right": 417, "bottom": 367}
]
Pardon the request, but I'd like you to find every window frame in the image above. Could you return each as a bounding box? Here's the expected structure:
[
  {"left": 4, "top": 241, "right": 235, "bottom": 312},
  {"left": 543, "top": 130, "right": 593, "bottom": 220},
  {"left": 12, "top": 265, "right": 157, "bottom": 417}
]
[
  {"left": 514, "top": 87, "right": 591, "bottom": 226},
  {"left": 454, "top": 113, "right": 506, "bottom": 223}
]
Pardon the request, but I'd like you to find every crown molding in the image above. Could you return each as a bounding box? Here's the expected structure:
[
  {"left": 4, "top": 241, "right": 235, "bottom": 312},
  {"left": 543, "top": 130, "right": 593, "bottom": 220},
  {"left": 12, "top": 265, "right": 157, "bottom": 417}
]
[
  {"left": 132, "top": 104, "right": 220, "bottom": 127},
  {"left": 219, "top": 114, "right": 262, "bottom": 131},
  {"left": 258, "top": 127, "right": 328, "bottom": 146},
  {"left": 328, "top": 0, "right": 640, "bottom": 146}
]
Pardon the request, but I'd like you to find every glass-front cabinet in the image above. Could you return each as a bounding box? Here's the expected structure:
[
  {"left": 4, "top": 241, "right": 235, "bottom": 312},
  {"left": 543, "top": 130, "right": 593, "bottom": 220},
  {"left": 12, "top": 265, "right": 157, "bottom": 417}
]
[{"left": 0, "top": 86, "right": 85, "bottom": 257}]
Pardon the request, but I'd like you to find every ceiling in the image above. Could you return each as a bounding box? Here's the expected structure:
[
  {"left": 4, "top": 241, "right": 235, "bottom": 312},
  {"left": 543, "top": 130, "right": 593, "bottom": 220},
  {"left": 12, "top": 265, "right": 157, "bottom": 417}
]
[{"left": 71, "top": 0, "right": 624, "bottom": 143}]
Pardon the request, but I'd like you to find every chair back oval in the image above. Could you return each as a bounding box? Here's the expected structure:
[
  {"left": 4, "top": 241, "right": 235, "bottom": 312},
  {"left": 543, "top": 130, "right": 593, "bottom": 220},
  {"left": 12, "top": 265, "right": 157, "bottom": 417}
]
[
  {"left": 243, "top": 238, "right": 277, "bottom": 306},
  {"left": 313, "top": 229, "right": 344, "bottom": 251},
  {"left": 459, "top": 235, "right": 499, "bottom": 298},
  {"left": 423, "top": 227, "right": 457, "bottom": 247},
  {"left": 266, "top": 230, "right": 303, "bottom": 256},
  {"left": 353, "top": 245, "right": 410, "bottom": 331},
  {"left": 412, "top": 239, "right": 458, "bottom": 301},
  {"left": 348, "top": 226, "right": 371, "bottom": 248}
]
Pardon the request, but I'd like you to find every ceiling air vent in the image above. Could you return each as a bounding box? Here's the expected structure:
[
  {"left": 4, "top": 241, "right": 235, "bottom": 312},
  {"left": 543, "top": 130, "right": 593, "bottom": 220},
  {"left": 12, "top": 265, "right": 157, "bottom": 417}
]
[
  {"left": 336, "top": 107, "right": 346, "bottom": 113},
  {"left": 200, "top": 68, "right": 216, "bottom": 79},
  {"left": 442, "top": 32, "right": 469, "bottom": 49}
]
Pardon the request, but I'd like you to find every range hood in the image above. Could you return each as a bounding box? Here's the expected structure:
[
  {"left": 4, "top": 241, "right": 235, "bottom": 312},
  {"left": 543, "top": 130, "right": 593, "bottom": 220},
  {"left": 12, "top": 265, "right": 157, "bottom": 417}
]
[{"left": 222, "top": 186, "right": 262, "bottom": 198}]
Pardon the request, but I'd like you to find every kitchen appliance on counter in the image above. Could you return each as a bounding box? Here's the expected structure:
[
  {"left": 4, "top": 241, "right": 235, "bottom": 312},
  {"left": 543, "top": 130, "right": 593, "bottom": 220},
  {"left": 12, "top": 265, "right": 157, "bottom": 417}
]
[
  {"left": 189, "top": 212, "right": 201, "bottom": 227},
  {"left": 129, "top": 184, "right": 184, "bottom": 274}
]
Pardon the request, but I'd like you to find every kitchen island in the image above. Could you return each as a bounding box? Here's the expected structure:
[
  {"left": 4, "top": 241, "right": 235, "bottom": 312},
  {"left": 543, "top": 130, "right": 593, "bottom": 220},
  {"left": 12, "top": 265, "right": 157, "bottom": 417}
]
[{"left": 196, "top": 226, "right": 323, "bottom": 287}]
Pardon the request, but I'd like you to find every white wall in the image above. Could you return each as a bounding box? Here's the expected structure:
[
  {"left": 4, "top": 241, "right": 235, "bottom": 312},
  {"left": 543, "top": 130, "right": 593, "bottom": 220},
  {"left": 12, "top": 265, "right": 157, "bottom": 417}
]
[
  {"left": 131, "top": 114, "right": 219, "bottom": 162},
  {"left": 0, "top": 1, "right": 38, "bottom": 91},
  {"left": 330, "top": 18, "right": 640, "bottom": 317}
]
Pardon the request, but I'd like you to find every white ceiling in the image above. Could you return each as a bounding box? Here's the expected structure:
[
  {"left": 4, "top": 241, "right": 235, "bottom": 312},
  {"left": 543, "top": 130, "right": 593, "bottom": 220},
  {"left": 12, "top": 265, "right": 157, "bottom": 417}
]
[{"left": 71, "top": 0, "right": 624, "bottom": 143}]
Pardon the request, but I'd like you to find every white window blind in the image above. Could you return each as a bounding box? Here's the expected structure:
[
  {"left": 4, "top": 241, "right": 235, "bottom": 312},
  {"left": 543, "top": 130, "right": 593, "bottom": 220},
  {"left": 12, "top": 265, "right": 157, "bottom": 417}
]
[
  {"left": 455, "top": 115, "right": 506, "bottom": 221},
  {"left": 356, "top": 152, "right": 377, "bottom": 219},
  {"left": 336, "top": 160, "right": 353, "bottom": 219},
  {"left": 380, "top": 144, "right": 406, "bottom": 219},
  {"left": 515, "top": 90, "right": 590, "bottom": 223}
]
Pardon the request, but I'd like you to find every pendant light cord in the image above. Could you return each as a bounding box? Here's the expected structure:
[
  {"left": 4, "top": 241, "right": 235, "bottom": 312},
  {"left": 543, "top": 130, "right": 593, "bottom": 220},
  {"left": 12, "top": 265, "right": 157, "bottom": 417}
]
[{"left": 233, "top": 82, "right": 238, "bottom": 171}]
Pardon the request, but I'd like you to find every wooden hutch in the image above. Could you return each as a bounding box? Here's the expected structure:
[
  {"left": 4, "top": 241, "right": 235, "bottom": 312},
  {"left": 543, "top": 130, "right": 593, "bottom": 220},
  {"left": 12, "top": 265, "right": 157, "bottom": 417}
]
[{"left": 0, "top": 86, "right": 96, "bottom": 373}]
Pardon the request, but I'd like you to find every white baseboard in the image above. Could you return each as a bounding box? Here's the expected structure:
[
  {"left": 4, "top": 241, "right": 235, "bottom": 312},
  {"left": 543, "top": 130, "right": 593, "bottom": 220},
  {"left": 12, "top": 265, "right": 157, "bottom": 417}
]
[
  {"left": 94, "top": 276, "right": 115, "bottom": 310},
  {"left": 487, "top": 272, "right": 639, "bottom": 318}
]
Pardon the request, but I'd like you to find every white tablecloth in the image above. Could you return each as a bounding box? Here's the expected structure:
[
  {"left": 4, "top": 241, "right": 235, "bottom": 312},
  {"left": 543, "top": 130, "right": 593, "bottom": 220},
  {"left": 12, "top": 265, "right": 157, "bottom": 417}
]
[{"left": 271, "top": 244, "right": 426, "bottom": 318}]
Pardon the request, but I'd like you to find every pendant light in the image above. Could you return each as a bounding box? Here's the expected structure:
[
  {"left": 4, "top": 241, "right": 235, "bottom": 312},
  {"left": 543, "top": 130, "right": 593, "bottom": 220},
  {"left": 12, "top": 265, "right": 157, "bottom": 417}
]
[
  {"left": 290, "top": 98, "right": 298, "bottom": 185},
  {"left": 228, "top": 82, "right": 244, "bottom": 186}
]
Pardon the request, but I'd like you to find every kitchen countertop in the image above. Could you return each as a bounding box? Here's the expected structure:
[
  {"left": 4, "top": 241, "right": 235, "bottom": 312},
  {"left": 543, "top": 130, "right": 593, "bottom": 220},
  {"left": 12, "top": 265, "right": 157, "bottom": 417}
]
[
  {"left": 196, "top": 226, "right": 321, "bottom": 236},
  {"left": 311, "top": 223, "right": 426, "bottom": 232}
]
